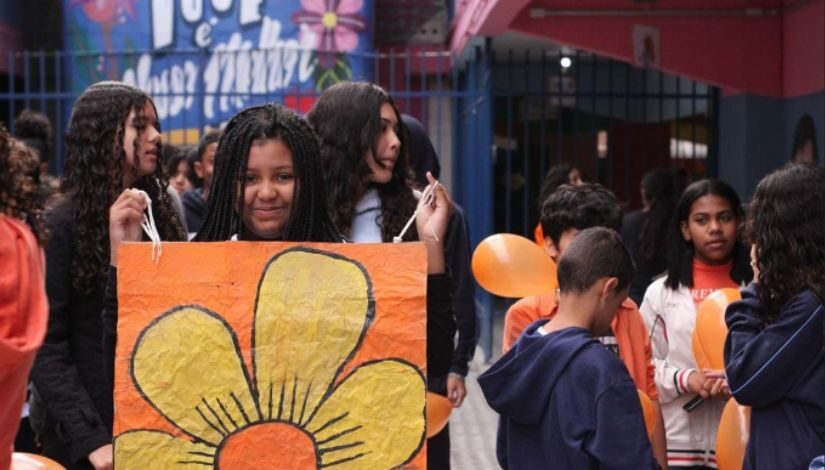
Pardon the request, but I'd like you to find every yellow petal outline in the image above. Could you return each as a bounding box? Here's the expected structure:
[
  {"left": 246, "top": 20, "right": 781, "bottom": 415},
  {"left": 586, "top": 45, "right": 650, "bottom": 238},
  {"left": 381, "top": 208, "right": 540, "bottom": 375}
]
[
  {"left": 131, "top": 307, "right": 260, "bottom": 445},
  {"left": 252, "top": 248, "right": 374, "bottom": 426},
  {"left": 306, "top": 359, "right": 426, "bottom": 469},
  {"left": 114, "top": 430, "right": 215, "bottom": 469}
]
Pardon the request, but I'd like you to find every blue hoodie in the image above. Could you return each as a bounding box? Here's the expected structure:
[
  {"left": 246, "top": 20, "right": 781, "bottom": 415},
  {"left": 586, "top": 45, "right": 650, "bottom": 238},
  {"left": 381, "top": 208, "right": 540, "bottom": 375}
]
[
  {"left": 724, "top": 284, "right": 825, "bottom": 470},
  {"left": 479, "top": 321, "right": 658, "bottom": 470}
]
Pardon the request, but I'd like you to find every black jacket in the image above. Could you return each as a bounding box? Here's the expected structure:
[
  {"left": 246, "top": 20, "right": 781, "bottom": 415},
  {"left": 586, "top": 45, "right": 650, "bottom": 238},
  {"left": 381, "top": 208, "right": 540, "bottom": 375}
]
[
  {"left": 443, "top": 205, "right": 478, "bottom": 376},
  {"left": 29, "top": 197, "right": 112, "bottom": 467}
]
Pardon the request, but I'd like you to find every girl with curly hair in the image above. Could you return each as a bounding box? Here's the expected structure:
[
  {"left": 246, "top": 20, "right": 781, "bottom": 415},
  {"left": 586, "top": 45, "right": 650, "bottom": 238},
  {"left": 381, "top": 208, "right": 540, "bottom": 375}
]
[
  {"left": 640, "top": 179, "right": 752, "bottom": 469},
  {"left": 29, "top": 81, "right": 185, "bottom": 470},
  {"left": 724, "top": 163, "right": 825, "bottom": 470}
]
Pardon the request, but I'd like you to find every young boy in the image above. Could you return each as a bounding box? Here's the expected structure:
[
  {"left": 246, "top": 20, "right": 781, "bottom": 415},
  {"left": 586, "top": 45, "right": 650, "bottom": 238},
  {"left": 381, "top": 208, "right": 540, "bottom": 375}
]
[
  {"left": 503, "top": 183, "right": 667, "bottom": 467},
  {"left": 182, "top": 129, "right": 220, "bottom": 238},
  {"left": 479, "top": 227, "right": 658, "bottom": 469}
]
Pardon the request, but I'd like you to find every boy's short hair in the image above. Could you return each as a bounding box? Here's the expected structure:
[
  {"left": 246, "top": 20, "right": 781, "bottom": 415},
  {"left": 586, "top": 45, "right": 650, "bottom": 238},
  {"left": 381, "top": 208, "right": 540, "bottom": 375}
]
[
  {"left": 540, "top": 183, "right": 622, "bottom": 246},
  {"left": 197, "top": 129, "right": 221, "bottom": 161},
  {"left": 557, "top": 227, "right": 635, "bottom": 294}
]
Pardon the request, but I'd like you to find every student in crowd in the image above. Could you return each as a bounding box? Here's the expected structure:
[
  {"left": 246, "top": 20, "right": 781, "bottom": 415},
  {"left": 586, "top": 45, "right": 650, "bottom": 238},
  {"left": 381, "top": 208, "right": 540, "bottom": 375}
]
[
  {"left": 14, "top": 109, "right": 60, "bottom": 205},
  {"left": 104, "top": 103, "right": 456, "bottom": 440},
  {"left": 182, "top": 129, "right": 220, "bottom": 238},
  {"left": 165, "top": 144, "right": 194, "bottom": 196},
  {"left": 29, "top": 81, "right": 186, "bottom": 470},
  {"left": 307, "top": 82, "right": 456, "bottom": 469},
  {"left": 621, "top": 168, "right": 676, "bottom": 305},
  {"left": 480, "top": 227, "right": 658, "bottom": 470},
  {"left": 640, "top": 179, "right": 752, "bottom": 469},
  {"left": 0, "top": 126, "right": 48, "bottom": 468},
  {"left": 725, "top": 163, "right": 825, "bottom": 469},
  {"left": 790, "top": 114, "right": 819, "bottom": 164},
  {"left": 533, "top": 163, "right": 583, "bottom": 244},
  {"left": 504, "top": 183, "right": 668, "bottom": 468}
]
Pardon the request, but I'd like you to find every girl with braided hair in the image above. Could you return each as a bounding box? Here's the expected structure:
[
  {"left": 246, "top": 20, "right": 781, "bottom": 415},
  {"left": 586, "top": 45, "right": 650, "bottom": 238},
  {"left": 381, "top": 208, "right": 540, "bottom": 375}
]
[
  {"left": 104, "top": 104, "right": 456, "bottom": 456},
  {"left": 29, "top": 81, "right": 185, "bottom": 470}
]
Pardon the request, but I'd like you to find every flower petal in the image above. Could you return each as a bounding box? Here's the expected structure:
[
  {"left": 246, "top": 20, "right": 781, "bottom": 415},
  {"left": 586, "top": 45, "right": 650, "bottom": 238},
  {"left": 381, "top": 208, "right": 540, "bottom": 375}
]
[
  {"left": 301, "top": 0, "right": 327, "bottom": 14},
  {"left": 114, "top": 430, "right": 215, "bottom": 468},
  {"left": 307, "top": 359, "right": 426, "bottom": 469},
  {"left": 131, "top": 307, "right": 259, "bottom": 445},
  {"left": 333, "top": 28, "right": 359, "bottom": 53},
  {"left": 253, "top": 248, "right": 373, "bottom": 426},
  {"left": 336, "top": 0, "right": 363, "bottom": 15}
]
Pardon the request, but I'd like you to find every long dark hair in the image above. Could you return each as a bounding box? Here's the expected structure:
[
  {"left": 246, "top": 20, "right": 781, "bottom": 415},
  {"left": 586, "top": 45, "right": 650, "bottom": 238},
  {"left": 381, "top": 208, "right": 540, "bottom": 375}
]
[
  {"left": 665, "top": 179, "right": 752, "bottom": 290},
  {"left": 638, "top": 168, "right": 675, "bottom": 262},
  {"left": 749, "top": 163, "right": 825, "bottom": 321},
  {"left": 60, "top": 81, "right": 185, "bottom": 294},
  {"left": 195, "top": 103, "right": 341, "bottom": 242},
  {"left": 307, "top": 81, "right": 417, "bottom": 242},
  {"left": 790, "top": 114, "right": 819, "bottom": 163}
]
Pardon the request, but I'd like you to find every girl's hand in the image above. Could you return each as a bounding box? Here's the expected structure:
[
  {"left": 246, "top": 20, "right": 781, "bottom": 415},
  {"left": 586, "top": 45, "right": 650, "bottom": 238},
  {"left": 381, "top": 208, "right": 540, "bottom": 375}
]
[
  {"left": 109, "top": 189, "right": 147, "bottom": 267},
  {"left": 415, "top": 172, "right": 453, "bottom": 244},
  {"left": 686, "top": 370, "right": 710, "bottom": 399},
  {"left": 702, "top": 369, "right": 731, "bottom": 399}
]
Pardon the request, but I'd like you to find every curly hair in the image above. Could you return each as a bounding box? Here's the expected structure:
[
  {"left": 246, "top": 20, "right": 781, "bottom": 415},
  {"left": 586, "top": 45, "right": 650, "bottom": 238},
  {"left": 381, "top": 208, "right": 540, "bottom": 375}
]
[
  {"left": 665, "top": 179, "right": 752, "bottom": 290},
  {"left": 540, "top": 183, "right": 623, "bottom": 248},
  {"left": 307, "top": 81, "right": 418, "bottom": 242},
  {"left": 195, "top": 103, "right": 341, "bottom": 242},
  {"left": 60, "top": 81, "right": 185, "bottom": 294},
  {"left": 0, "top": 126, "right": 44, "bottom": 241},
  {"left": 748, "top": 163, "right": 825, "bottom": 322}
]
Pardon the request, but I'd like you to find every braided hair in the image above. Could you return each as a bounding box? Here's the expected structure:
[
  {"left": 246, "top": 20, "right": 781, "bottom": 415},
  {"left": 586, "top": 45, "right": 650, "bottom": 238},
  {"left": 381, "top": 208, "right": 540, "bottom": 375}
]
[
  {"left": 195, "top": 103, "right": 341, "bottom": 242},
  {"left": 307, "top": 81, "right": 418, "bottom": 242},
  {"left": 60, "top": 81, "right": 185, "bottom": 294}
]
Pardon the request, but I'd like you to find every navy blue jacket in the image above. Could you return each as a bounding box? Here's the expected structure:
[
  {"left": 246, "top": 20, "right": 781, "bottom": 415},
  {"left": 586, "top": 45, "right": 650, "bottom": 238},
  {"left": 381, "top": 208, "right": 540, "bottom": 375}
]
[
  {"left": 725, "top": 283, "right": 825, "bottom": 470},
  {"left": 479, "top": 321, "right": 658, "bottom": 470}
]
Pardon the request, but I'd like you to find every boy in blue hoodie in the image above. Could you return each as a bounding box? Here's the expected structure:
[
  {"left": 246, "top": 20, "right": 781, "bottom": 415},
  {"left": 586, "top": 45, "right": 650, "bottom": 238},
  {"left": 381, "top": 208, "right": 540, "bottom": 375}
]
[{"left": 479, "top": 227, "right": 659, "bottom": 470}]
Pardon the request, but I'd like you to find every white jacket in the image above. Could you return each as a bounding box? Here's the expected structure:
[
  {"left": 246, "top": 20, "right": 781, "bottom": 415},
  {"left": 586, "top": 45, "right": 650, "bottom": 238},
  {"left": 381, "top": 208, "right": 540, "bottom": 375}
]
[{"left": 640, "top": 277, "right": 725, "bottom": 468}]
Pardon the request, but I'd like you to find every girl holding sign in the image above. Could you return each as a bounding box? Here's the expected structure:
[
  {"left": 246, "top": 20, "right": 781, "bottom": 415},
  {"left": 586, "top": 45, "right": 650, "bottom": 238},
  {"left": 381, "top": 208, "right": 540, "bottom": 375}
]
[
  {"left": 30, "top": 82, "right": 186, "bottom": 470},
  {"left": 640, "top": 179, "right": 752, "bottom": 469}
]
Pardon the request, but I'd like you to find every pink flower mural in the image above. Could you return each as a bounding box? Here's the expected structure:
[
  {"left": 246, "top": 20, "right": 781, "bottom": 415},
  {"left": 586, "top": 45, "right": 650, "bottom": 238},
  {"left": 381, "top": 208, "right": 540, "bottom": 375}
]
[{"left": 292, "top": 0, "right": 367, "bottom": 67}]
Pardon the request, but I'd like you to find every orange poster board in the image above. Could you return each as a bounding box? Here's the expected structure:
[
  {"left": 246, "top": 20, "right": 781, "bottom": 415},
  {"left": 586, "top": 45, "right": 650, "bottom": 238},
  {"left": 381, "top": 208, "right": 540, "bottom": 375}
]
[{"left": 113, "top": 242, "right": 428, "bottom": 469}]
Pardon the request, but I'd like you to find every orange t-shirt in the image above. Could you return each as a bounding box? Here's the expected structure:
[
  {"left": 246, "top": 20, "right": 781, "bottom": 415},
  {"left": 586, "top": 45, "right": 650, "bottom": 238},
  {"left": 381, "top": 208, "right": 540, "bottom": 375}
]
[
  {"left": 690, "top": 259, "right": 737, "bottom": 306},
  {"left": 504, "top": 291, "right": 659, "bottom": 400},
  {"left": 0, "top": 216, "right": 47, "bottom": 470}
]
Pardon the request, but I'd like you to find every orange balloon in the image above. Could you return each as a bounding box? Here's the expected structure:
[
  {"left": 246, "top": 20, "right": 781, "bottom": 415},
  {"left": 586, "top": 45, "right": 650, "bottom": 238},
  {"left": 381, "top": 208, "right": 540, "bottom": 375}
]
[
  {"left": 12, "top": 453, "right": 65, "bottom": 470},
  {"left": 692, "top": 288, "right": 741, "bottom": 371},
  {"left": 637, "top": 389, "right": 656, "bottom": 439},
  {"left": 471, "top": 234, "right": 558, "bottom": 298},
  {"left": 426, "top": 392, "right": 453, "bottom": 438},
  {"left": 716, "top": 399, "right": 751, "bottom": 470}
]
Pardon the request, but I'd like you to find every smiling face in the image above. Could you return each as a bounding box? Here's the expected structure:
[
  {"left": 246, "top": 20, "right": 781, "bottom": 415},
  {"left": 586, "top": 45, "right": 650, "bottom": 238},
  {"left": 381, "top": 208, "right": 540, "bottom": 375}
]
[
  {"left": 680, "top": 193, "right": 738, "bottom": 265},
  {"left": 364, "top": 102, "right": 401, "bottom": 185},
  {"left": 122, "top": 101, "right": 161, "bottom": 185},
  {"left": 241, "top": 138, "right": 295, "bottom": 240}
]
